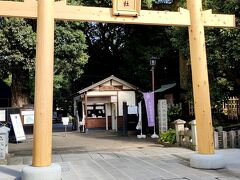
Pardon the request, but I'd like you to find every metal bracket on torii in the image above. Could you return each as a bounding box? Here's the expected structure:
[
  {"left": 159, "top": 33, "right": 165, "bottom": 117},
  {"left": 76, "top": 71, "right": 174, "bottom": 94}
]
[{"left": 0, "top": 0, "right": 235, "bottom": 27}]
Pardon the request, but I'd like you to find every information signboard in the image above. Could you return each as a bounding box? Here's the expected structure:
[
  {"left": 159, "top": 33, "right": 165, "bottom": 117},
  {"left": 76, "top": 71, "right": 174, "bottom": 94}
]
[
  {"left": 0, "top": 110, "right": 6, "bottom": 122},
  {"left": 10, "top": 114, "right": 26, "bottom": 142},
  {"left": 62, "top": 117, "right": 69, "bottom": 126},
  {"left": 128, "top": 106, "right": 138, "bottom": 114},
  {"left": 21, "top": 110, "right": 34, "bottom": 116},
  {"left": 21, "top": 110, "right": 35, "bottom": 124},
  {"left": 24, "top": 115, "right": 34, "bottom": 125}
]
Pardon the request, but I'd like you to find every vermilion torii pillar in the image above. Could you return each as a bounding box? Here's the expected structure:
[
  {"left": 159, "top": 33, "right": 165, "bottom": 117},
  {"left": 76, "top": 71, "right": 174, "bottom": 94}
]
[{"left": 0, "top": 0, "right": 235, "bottom": 177}]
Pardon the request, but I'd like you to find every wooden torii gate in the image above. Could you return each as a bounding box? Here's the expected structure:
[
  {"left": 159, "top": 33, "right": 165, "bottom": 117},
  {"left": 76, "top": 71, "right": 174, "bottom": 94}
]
[{"left": 0, "top": 0, "right": 235, "bottom": 177}]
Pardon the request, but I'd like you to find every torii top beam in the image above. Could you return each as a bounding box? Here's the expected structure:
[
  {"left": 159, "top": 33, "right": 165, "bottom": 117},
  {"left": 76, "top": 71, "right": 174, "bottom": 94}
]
[{"left": 0, "top": 0, "right": 235, "bottom": 28}]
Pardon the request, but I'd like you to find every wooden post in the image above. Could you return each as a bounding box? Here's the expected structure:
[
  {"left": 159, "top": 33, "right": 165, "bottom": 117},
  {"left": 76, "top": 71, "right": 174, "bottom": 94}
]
[
  {"left": 187, "top": 0, "right": 214, "bottom": 154},
  {"left": 32, "top": 0, "right": 54, "bottom": 166},
  {"left": 123, "top": 102, "right": 128, "bottom": 136},
  {"left": 105, "top": 104, "right": 108, "bottom": 130}
]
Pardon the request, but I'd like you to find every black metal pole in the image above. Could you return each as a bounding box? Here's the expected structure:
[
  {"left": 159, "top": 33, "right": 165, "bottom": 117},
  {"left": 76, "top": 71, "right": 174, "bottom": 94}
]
[{"left": 123, "top": 102, "right": 128, "bottom": 136}]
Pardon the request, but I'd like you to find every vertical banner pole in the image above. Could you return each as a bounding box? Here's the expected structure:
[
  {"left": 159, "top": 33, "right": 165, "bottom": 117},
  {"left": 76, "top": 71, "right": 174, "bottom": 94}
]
[
  {"left": 123, "top": 102, "right": 128, "bottom": 136},
  {"left": 187, "top": 0, "right": 214, "bottom": 154},
  {"left": 33, "top": 0, "right": 55, "bottom": 166}
]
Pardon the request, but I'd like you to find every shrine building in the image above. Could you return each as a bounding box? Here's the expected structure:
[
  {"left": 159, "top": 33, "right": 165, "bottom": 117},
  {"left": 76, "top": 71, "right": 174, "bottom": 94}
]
[{"left": 73, "top": 75, "right": 138, "bottom": 131}]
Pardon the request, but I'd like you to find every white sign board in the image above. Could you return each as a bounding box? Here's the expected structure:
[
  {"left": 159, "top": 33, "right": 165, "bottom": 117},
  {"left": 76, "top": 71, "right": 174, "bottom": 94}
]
[
  {"left": 128, "top": 106, "right": 138, "bottom": 115},
  {"left": 10, "top": 114, "right": 26, "bottom": 142},
  {"left": 24, "top": 115, "right": 34, "bottom": 125},
  {"left": 0, "top": 110, "right": 6, "bottom": 122},
  {"left": 158, "top": 99, "right": 168, "bottom": 133},
  {"left": 21, "top": 110, "right": 34, "bottom": 116},
  {"left": 62, "top": 117, "right": 69, "bottom": 125}
]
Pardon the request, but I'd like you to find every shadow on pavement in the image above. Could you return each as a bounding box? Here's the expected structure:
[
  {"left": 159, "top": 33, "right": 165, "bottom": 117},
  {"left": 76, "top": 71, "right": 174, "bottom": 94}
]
[{"left": 0, "top": 166, "right": 21, "bottom": 179}]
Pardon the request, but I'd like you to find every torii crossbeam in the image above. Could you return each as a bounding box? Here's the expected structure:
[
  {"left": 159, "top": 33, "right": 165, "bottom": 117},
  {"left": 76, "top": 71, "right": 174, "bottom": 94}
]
[
  {"left": 0, "top": 0, "right": 235, "bottom": 178},
  {"left": 0, "top": 0, "right": 235, "bottom": 27}
]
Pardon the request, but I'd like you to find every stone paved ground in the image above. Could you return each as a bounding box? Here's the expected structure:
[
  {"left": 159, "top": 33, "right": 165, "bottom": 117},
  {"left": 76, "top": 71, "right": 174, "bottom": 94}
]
[{"left": 1, "top": 129, "right": 240, "bottom": 180}]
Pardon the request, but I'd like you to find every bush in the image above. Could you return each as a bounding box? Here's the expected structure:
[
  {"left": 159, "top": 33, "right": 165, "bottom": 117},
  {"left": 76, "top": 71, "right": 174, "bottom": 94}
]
[
  {"left": 168, "top": 106, "right": 182, "bottom": 121},
  {"left": 159, "top": 128, "right": 176, "bottom": 144}
]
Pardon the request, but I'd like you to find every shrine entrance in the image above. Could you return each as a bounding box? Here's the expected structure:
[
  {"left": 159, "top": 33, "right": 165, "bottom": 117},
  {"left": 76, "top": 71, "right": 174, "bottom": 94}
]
[{"left": 0, "top": 0, "right": 235, "bottom": 179}]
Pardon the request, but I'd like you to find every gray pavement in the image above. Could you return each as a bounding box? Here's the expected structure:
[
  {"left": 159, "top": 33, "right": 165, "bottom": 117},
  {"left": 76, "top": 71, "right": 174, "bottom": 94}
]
[{"left": 1, "top": 130, "right": 240, "bottom": 180}]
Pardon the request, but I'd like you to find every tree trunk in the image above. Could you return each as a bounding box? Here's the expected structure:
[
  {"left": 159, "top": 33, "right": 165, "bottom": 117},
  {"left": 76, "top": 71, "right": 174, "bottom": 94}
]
[
  {"left": 179, "top": 50, "right": 191, "bottom": 91},
  {"left": 11, "top": 70, "right": 30, "bottom": 107}
]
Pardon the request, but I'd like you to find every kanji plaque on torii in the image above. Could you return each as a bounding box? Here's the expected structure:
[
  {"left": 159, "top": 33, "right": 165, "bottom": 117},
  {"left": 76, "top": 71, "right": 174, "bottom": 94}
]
[
  {"left": 112, "top": 0, "right": 141, "bottom": 16},
  {"left": 0, "top": 0, "right": 236, "bottom": 179}
]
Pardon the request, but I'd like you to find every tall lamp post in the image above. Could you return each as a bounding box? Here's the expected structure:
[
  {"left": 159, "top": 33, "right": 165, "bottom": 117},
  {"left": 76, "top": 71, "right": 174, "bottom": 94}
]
[{"left": 150, "top": 57, "right": 159, "bottom": 138}]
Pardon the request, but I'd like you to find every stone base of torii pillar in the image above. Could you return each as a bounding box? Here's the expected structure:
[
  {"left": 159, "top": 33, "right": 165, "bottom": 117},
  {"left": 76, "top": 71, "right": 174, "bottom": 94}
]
[
  {"left": 22, "top": 163, "right": 61, "bottom": 180},
  {"left": 190, "top": 153, "right": 225, "bottom": 169}
]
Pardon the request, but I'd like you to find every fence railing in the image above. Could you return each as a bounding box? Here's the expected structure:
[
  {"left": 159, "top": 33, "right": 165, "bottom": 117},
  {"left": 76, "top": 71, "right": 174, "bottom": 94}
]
[
  {"left": 222, "top": 96, "right": 240, "bottom": 120},
  {"left": 189, "top": 96, "right": 240, "bottom": 120},
  {"left": 178, "top": 128, "right": 194, "bottom": 149},
  {"left": 214, "top": 130, "right": 240, "bottom": 149},
  {"left": 174, "top": 119, "right": 197, "bottom": 150},
  {"left": 174, "top": 120, "right": 240, "bottom": 150}
]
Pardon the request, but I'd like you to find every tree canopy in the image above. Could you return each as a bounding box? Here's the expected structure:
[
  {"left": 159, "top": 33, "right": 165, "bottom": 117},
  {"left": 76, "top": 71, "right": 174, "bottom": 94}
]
[
  {"left": 169, "top": 0, "right": 240, "bottom": 106},
  {"left": 0, "top": 18, "right": 88, "bottom": 108},
  {"left": 54, "top": 21, "right": 88, "bottom": 110},
  {"left": 0, "top": 0, "right": 239, "bottom": 120},
  {"left": 0, "top": 18, "right": 36, "bottom": 107}
]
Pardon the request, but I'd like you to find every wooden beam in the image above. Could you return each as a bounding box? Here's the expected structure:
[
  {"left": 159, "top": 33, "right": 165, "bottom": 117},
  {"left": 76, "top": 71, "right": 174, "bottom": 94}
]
[
  {"left": 203, "top": 9, "right": 236, "bottom": 28},
  {"left": 0, "top": 1, "right": 235, "bottom": 28},
  {"left": 0, "top": 1, "right": 190, "bottom": 26},
  {"left": 54, "top": 6, "right": 190, "bottom": 26},
  {"left": 0, "top": 0, "right": 37, "bottom": 19}
]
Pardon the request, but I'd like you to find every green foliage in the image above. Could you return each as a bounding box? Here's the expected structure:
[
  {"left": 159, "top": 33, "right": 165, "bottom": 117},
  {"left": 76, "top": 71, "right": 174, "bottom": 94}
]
[
  {"left": 142, "top": 0, "right": 154, "bottom": 9},
  {"left": 159, "top": 128, "right": 176, "bottom": 144},
  {"left": 168, "top": 106, "right": 182, "bottom": 120},
  {"left": 54, "top": 21, "right": 88, "bottom": 109},
  {"left": 167, "top": 0, "right": 240, "bottom": 110},
  {"left": 0, "top": 18, "right": 36, "bottom": 78},
  {"left": 78, "top": 0, "right": 180, "bottom": 91},
  {"left": 205, "top": 0, "right": 240, "bottom": 106},
  {"left": 55, "top": 21, "right": 88, "bottom": 79},
  {"left": 0, "top": 18, "right": 36, "bottom": 105},
  {"left": 1, "top": 0, "right": 237, "bottom": 111},
  {"left": 80, "top": 21, "right": 128, "bottom": 87},
  {"left": 0, "top": 17, "right": 88, "bottom": 107},
  {"left": 3, "top": 74, "right": 12, "bottom": 86},
  {"left": 119, "top": 25, "right": 179, "bottom": 91}
]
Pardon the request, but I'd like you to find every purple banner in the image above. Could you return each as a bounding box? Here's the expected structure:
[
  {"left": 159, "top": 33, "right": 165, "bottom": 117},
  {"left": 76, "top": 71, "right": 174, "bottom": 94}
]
[{"left": 143, "top": 92, "right": 155, "bottom": 127}]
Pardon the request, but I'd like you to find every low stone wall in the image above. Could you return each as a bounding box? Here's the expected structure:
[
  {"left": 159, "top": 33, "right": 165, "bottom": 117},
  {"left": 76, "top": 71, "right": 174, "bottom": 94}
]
[{"left": 175, "top": 120, "right": 240, "bottom": 150}]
